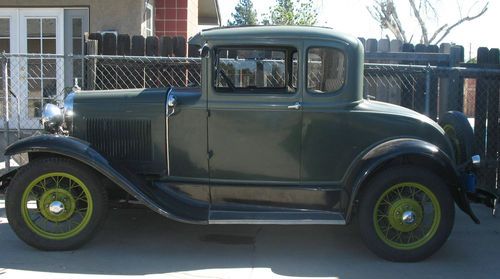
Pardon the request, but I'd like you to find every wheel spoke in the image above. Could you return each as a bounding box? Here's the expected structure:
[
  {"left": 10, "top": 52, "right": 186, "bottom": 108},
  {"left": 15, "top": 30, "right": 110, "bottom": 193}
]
[
  {"left": 69, "top": 180, "right": 79, "bottom": 190},
  {"left": 75, "top": 191, "right": 87, "bottom": 201}
]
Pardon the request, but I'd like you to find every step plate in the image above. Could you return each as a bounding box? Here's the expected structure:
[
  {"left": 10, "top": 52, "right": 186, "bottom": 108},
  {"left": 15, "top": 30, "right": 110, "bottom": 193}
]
[{"left": 209, "top": 210, "right": 346, "bottom": 225}]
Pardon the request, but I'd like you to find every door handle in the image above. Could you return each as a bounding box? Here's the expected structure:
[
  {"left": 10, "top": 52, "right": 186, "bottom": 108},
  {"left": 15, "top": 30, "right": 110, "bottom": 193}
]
[
  {"left": 167, "top": 94, "right": 177, "bottom": 108},
  {"left": 167, "top": 94, "right": 177, "bottom": 117},
  {"left": 287, "top": 102, "right": 302, "bottom": 110}
]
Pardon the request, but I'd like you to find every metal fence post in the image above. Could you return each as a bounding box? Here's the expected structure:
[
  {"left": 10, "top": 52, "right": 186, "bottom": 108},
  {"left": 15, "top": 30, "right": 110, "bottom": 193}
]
[
  {"left": 424, "top": 64, "right": 432, "bottom": 116},
  {"left": 1, "top": 52, "right": 10, "bottom": 171}
]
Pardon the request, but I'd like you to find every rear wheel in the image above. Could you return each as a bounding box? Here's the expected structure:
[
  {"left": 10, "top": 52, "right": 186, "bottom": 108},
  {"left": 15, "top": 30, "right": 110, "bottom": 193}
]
[
  {"left": 358, "top": 166, "right": 454, "bottom": 262},
  {"left": 6, "top": 157, "right": 107, "bottom": 250}
]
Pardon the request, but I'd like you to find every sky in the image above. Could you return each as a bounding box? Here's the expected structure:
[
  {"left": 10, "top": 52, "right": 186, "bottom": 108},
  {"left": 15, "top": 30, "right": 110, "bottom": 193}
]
[{"left": 218, "top": 0, "right": 499, "bottom": 60}]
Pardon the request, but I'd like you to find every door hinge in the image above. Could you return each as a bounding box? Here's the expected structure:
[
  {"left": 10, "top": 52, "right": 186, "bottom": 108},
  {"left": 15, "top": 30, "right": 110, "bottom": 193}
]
[
  {"left": 207, "top": 109, "right": 211, "bottom": 117},
  {"left": 208, "top": 150, "right": 213, "bottom": 159}
]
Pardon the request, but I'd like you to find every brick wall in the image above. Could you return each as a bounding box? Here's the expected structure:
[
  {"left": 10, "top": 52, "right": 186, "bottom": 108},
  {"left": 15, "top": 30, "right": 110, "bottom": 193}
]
[{"left": 155, "top": 0, "right": 198, "bottom": 39}]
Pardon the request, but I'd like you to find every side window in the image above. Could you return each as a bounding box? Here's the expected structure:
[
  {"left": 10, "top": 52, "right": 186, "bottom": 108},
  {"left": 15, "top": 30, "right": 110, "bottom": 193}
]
[
  {"left": 215, "top": 48, "right": 295, "bottom": 93},
  {"left": 307, "top": 47, "right": 346, "bottom": 93}
]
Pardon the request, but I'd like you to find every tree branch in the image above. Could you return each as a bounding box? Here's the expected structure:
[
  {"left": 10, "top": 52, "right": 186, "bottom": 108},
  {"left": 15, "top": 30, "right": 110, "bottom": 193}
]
[
  {"left": 367, "top": 0, "right": 407, "bottom": 42},
  {"left": 408, "top": 0, "right": 429, "bottom": 44},
  {"left": 389, "top": 2, "right": 407, "bottom": 42},
  {"left": 435, "top": 2, "right": 488, "bottom": 44},
  {"left": 428, "top": 23, "right": 448, "bottom": 43}
]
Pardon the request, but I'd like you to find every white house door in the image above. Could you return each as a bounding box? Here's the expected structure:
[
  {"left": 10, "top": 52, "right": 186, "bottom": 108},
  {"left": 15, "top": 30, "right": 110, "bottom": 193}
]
[
  {"left": 16, "top": 9, "right": 65, "bottom": 130},
  {"left": 0, "top": 9, "right": 19, "bottom": 129},
  {"left": 1, "top": 8, "right": 86, "bottom": 130}
]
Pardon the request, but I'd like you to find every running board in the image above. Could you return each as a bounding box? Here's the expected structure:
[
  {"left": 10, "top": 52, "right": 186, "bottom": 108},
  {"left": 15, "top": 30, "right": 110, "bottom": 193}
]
[{"left": 209, "top": 210, "right": 346, "bottom": 225}]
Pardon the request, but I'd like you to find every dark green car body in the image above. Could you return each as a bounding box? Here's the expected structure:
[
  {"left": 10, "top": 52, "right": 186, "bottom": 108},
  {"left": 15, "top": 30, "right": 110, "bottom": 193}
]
[{"left": 4, "top": 26, "right": 479, "bottom": 225}]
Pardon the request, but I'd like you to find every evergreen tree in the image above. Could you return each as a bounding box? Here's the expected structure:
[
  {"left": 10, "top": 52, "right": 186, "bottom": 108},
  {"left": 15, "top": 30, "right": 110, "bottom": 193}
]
[
  {"left": 264, "top": 0, "right": 318, "bottom": 26},
  {"left": 227, "top": 0, "right": 258, "bottom": 26}
]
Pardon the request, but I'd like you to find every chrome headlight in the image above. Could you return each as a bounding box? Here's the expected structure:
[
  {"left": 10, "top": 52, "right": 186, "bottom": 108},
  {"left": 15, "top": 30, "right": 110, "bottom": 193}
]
[
  {"left": 63, "top": 92, "right": 75, "bottom": 131},
  {"left": 41, "top": 103, "right": 63, "bottom": 132}
]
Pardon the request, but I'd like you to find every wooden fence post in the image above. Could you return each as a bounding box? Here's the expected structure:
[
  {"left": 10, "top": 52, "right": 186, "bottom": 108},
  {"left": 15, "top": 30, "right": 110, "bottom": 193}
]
[
  {"left": 131, "top": 35, "right": 145, "bottom": 88},
  {"left": 117, "top": 34, "right": 131, "bottom": 88},
  {"left": 485, "top": 48, "right": 499, "bottom": 192},
  {"left": 131, "top": 35, "right": 145, "bottom": 56},
  {"left": 376, "top": 39, "right": 390, "bottom": 102},
  {"left": 102, "top": 33, "right": 117, "bottom": 89},
  {"left": 440, "top": 46, "right": 464, "bottom": 115},
  {"left": 174, "top": 36, "right": 186, "bottom": 57},
  {"left": 187, "top": 44, "right": 200, "bottom": 86},
  {"left": 88, "top": 33, "right": 102, "bottom": 54},
  {"left": 188, "top": 44, "right": 199, "bottom": 57},
  {"left": 117, "top": 34, "right": 131, "bottom": 56},
  {"left": 159, "top": 36, "right": 174, "bottom": 86},
  {"left": 400, "top": 43, "right": 415, "bottom": 110},
  {"left": 475, "top": 47, "right": 489, "bottom": 161},
  {"left": 84, "top": 39, "right": 98, "bottom": 90},
  {"left": 174, "top": 36, "right": 187, "bottom": 86},
  {"left": 145, "top": 36, "right": 159, "bottom": 87},
  {"left": 427, "top": 45, "right": 439, "bottom": 120}
]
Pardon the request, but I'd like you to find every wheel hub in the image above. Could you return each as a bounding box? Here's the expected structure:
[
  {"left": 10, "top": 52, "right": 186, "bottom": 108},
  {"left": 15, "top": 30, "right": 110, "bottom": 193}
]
[
  {"left": 39, "top": 188, "right": 76, "bottom": 222},
  {"left": 388, "top": 198, "right": 423, "bottom": 232}
]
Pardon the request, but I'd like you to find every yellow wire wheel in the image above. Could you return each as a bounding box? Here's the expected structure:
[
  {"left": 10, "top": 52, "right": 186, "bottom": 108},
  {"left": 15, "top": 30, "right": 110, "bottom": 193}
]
[
  {"left": 373, "top": 182, "right": 441, "bottom": 250},
  {"left": 21, "top": 172, "right": 94, "bottom": 240},
  {"left": 358, "top": 166, "right": 454, "bottom": 262},
  {"left": 6, "top": 157, "right": 107, "bottom": 250}
]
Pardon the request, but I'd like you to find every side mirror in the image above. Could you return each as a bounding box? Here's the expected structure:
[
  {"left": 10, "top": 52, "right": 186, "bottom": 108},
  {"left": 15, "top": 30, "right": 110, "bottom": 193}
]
[{"left": 200, "top": 43, "right": 210, "bottom": 58}]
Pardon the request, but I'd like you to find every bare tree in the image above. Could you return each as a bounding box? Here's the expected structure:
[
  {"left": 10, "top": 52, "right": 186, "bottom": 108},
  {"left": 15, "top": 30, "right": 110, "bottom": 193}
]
[{"left": 367, "top": 0, "right": 489, "bottom": 45}]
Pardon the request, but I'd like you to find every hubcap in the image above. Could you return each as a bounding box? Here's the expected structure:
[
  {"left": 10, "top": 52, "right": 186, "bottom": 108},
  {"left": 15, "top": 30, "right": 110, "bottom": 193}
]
[
  {"left": 402, "top": 211, "right": 416, "bottom": 225},
  {"left": 49, "top": 201, "right": 65, "bottom": 215}
]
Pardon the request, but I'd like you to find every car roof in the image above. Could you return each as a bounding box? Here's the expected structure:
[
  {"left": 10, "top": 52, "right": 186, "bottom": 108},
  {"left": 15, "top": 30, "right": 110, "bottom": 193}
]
[{"left": 188, "top": 25, "right": 360, "bottom": 47}]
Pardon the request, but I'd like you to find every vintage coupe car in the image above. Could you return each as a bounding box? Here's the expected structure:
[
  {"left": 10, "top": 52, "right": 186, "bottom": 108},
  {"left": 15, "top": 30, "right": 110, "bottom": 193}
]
[{"left": 0, "top": 26, "right": 496, "bottom": 262}]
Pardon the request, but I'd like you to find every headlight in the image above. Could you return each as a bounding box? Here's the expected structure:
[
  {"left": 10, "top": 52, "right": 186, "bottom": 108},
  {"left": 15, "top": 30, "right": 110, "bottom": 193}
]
[
  {"left": 41, "top": 103, "right": 63, "bottom": 132},
  {"left": 63, "top": 92, "right": 75, "bottom": 131}
]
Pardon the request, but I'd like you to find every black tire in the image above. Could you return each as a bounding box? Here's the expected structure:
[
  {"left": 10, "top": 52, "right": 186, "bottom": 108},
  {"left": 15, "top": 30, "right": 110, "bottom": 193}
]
[
  {"left": 358, "top": 166, "right": 455, "bottom": 262},
  {"left": 6, "top": 157, "right": 107, "bottom": 250},
  {"left": 439, "top": 111, "right": 474, "bottom": 164}
]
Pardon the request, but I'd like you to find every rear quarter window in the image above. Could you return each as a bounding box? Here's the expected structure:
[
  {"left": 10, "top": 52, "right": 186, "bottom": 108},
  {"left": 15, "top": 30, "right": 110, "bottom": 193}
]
[{"left": 307, "top": 47, "right": 346, "bottom": 94}]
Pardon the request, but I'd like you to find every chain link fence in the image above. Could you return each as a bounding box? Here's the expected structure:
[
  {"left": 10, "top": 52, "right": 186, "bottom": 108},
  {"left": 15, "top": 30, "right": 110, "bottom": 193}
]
[
  {"left": 364, "top": 63, "right": 499, "bottom": 193},
  {"left": 1, "top": 54, "right": 68, "bottom": 169},
  {"left": 1, "top": 53, "right": 499, "bottom": 194},
  {"left": 84, "top": 55, "right": 202, "bottom": 90}
]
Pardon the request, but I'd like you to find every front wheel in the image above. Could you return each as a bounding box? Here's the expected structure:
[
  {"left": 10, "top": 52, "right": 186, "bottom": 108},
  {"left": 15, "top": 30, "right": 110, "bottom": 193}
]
[
  {"left": 358, "top": 166, "right": 455, "bottom": 262},
  {"left": 6, "top": 157, "right": 107, "bottom": 250}
]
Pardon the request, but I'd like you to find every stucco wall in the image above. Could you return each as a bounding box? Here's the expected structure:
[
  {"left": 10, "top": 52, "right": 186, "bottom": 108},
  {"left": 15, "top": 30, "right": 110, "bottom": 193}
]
[{"left": 0, "top": 0, "right": 146, "bottom": 35}]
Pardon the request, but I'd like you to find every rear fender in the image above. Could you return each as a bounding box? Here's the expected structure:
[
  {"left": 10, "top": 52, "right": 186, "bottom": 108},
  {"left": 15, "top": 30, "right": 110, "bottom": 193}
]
[{"left": 345, "top": 138, "right": 479, "bottom": 224}]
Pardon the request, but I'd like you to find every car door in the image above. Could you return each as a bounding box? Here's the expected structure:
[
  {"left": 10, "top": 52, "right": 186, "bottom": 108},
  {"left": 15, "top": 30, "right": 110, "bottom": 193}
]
[
  {"left": 207, "top": 44, "right": 303, "bottom": 210},
  {"left": 300, "top": 42, "right": 360, "bottom": 212}
]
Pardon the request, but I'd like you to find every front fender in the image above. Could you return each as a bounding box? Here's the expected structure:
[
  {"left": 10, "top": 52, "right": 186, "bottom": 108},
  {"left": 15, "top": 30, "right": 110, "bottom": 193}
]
[
  {"left": 4, "top": 135, "right": 207, "bottom": 224},
  {"left": 345, "top": 138, "right": 479, "bottom": 224}
]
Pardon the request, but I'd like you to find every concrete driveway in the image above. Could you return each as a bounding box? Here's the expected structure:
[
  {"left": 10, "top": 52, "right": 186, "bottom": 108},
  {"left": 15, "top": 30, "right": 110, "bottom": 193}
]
[{"left": 0, "top": 196, "right": 499, "bottom": 279}]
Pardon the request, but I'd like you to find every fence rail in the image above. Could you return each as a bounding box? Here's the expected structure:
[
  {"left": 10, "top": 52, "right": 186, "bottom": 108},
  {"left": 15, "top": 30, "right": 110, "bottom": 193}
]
[{"left": 1, "top": 53, "right": 498, "bottom": 195}]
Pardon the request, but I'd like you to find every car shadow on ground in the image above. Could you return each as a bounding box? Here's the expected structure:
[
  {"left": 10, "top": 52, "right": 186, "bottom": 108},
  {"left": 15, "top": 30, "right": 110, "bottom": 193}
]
[{"left": 0, "top": 199, "right": 499, "bottom": 278}]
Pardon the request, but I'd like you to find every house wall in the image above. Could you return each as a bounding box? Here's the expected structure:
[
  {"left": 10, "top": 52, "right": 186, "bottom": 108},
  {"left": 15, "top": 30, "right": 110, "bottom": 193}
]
[{"left": 0, "top": 0, "right": 146, "bottom": 34}]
